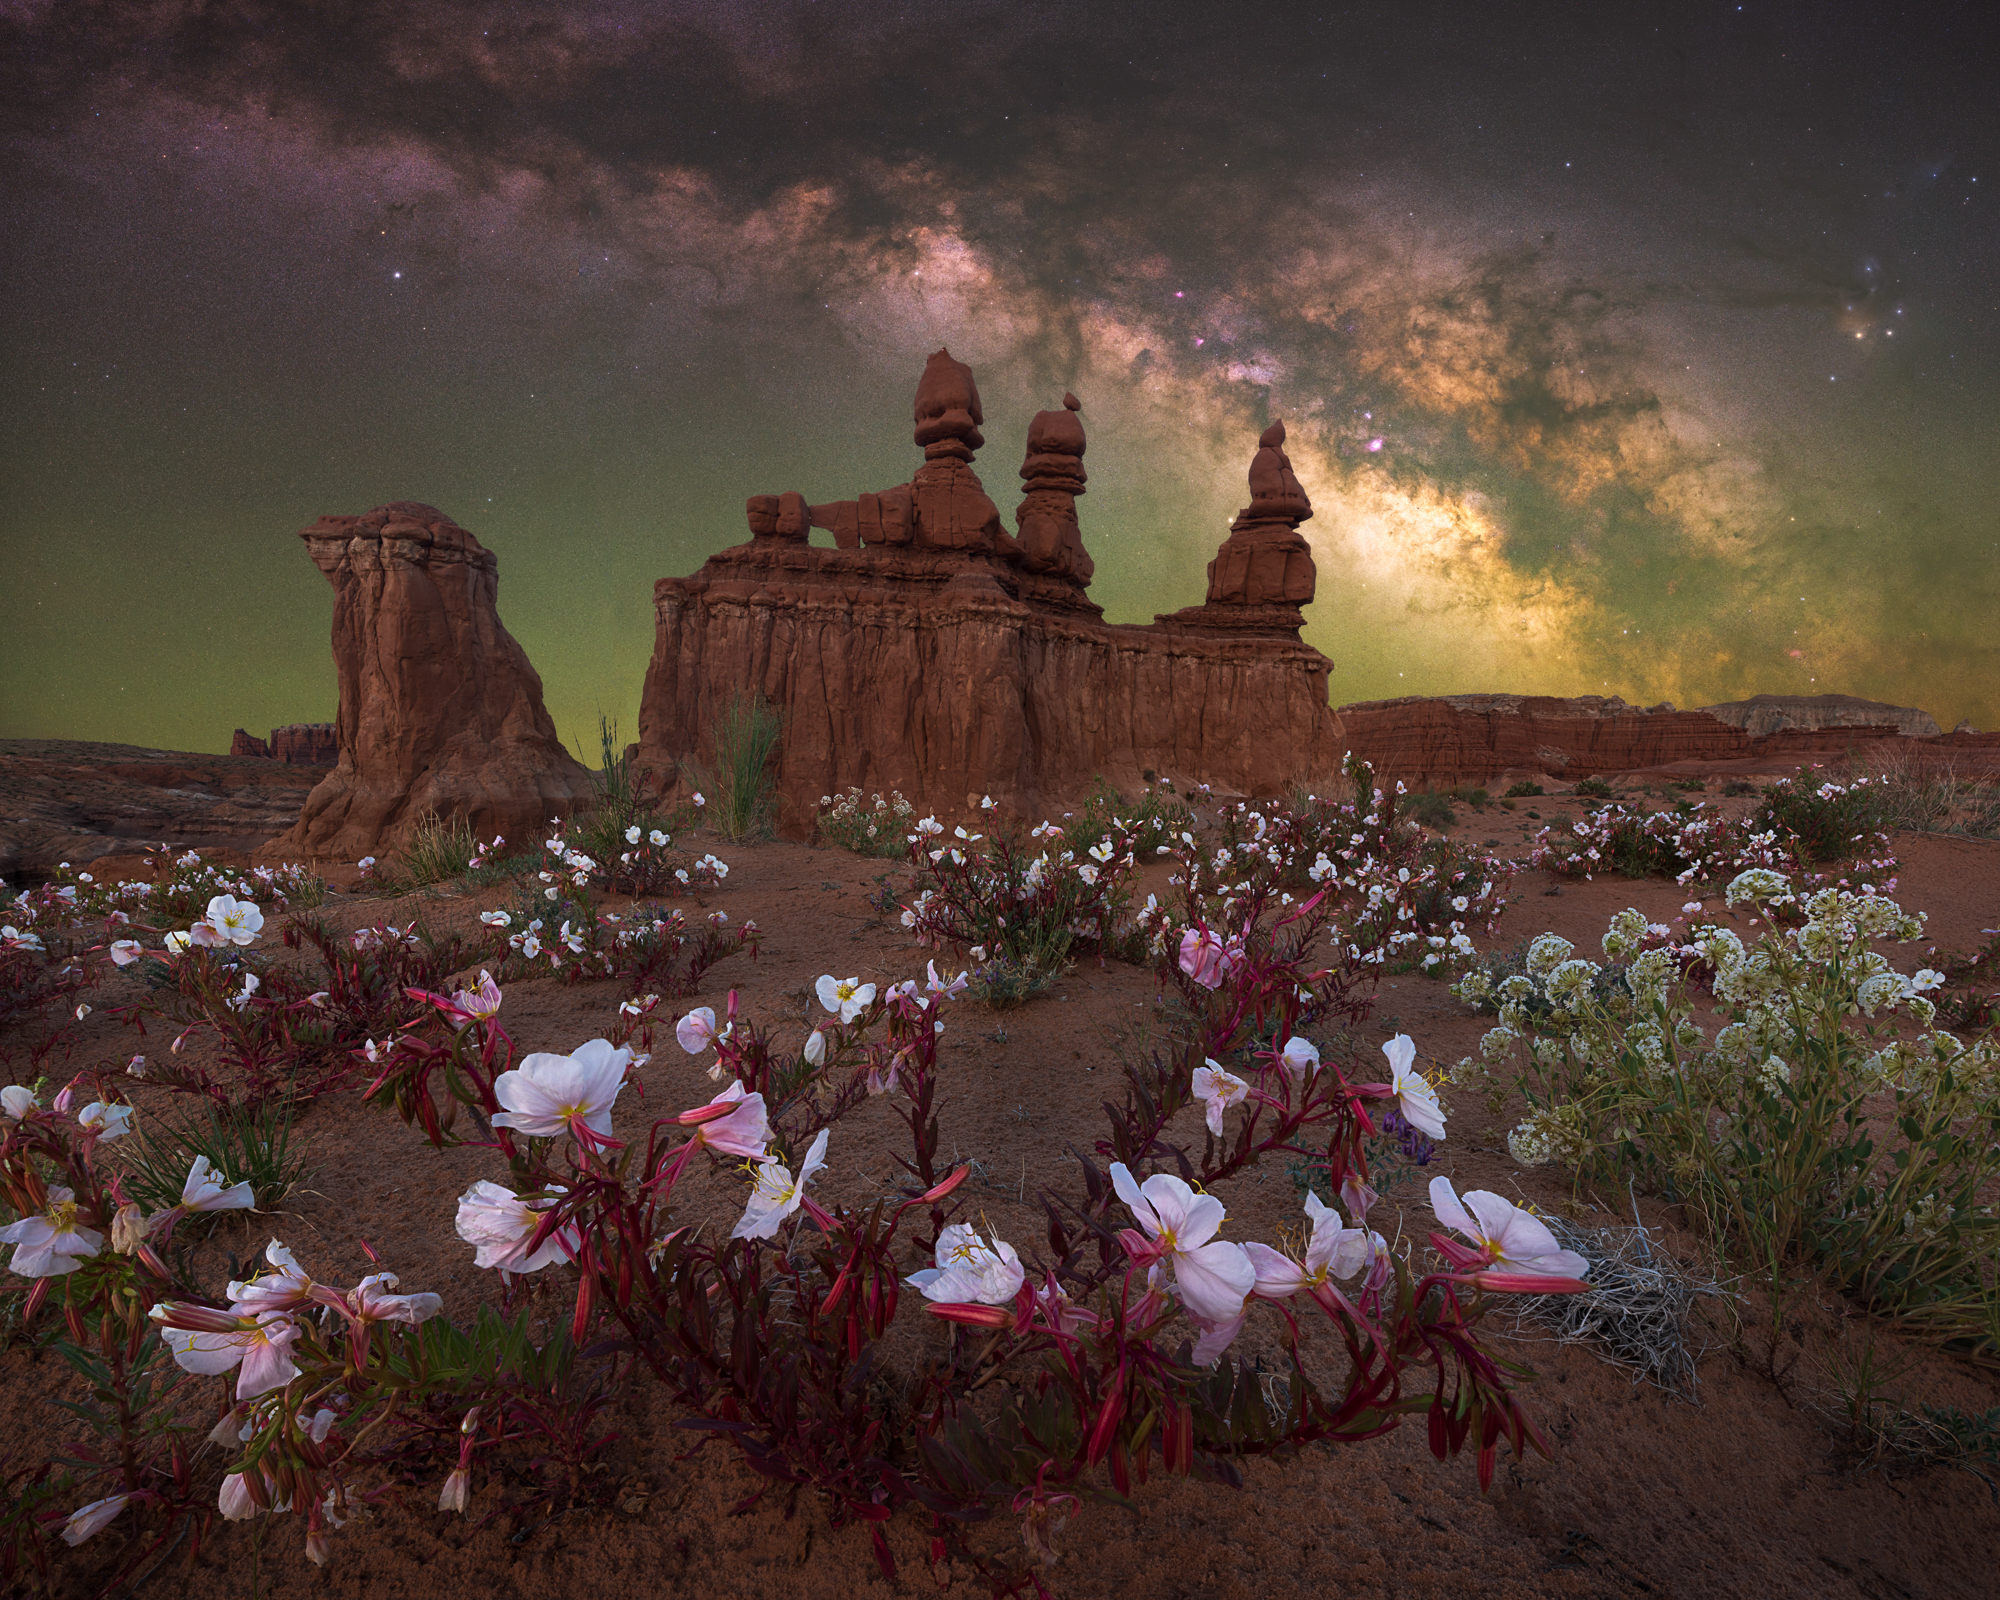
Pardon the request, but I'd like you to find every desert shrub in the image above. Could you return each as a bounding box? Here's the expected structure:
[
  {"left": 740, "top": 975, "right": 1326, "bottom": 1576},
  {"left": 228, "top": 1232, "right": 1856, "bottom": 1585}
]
[
  {"left": 1059, "top": 777, "right": 1198, "bottom": 858},
  {"left": 688, "top": 692, "right": 782, "bottom": 842},
  {"left": 1403, "top": 788, "right": 1457, "bottom": 829},
  {"left": 561, "top": 716, "right": 702, "bottom": 886},
  {"left": 1504, "top": 781, "right": 1544, "bottom": 798},
  {"left": 1450, "top": 881, "right": 2000, "bottom": 1356},
  {"left": 55, "top": 852, "right": 324, "bottom": 925},
  {"left": 1158, "top": 779, "right": 1513, "bottom": 981},
  {"left": 1751, "top": 772, "right": 1896, "bottom": 863},
  {"left": 815, "top": 787, "right": 916, "bottom": 858},
  {"left": 486, "top": 895, "right": 760, "bottom": 1003},
  {"left": 111, "top": 912, "right": 505, "bottom": 1111},
  {"left": 0, "top": 895, "right": 99, "bottom": 1061},
  {"left": 326, "top": 882, "right": 1572, "bottom": 1591},
  {"left": 1528, "top": 800, "right": 1900, "bottom": 890},
  {"left": 900, "top": 808, "right": 1139, "bottom": 965},
  {"left": 1573, "top": 776, "right": 1614, "bottom": 799},
  {"left": 535, "top": 814, "right": 725, "bottom": 901}
]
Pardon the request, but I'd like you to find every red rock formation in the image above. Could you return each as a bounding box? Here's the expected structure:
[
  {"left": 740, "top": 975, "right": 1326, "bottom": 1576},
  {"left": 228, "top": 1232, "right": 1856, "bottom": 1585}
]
[
  {"left": 229, "top": 724, "right": 339, "bottom": 765},
  {"left": 1701, "top": 693, "right": 1942, "bottom": 739},
  {"left": 270, "top": 502, "right": 592, "bottom": 860},
  {"left": 1334, "top": 693, "right": 1977, "bottom": 788},
  {"left": 640, "top": 361, "right": 1345, "bottom": 830},
  {"left": 270, "top": 723, "right": 338, "bottom": 765},
  {"left": 1156, "top": 419, "right": 1318, "bottom": 638},
  {"left": 1011, "top": 393, "right": 1095, "bottom": 587}
]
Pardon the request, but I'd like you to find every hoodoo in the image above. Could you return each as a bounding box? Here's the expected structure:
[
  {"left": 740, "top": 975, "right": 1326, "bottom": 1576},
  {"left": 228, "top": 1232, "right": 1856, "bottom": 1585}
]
[
  {"left": 272, "top": 502, "right": 592, "bottom": 859},
  {"left": 637, "top": 353, "right": 1346, "bottom": 831}
]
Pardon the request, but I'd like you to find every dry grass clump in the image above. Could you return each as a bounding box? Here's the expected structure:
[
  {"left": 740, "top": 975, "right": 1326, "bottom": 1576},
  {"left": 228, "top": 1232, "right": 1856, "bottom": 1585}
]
[{"left": 1510, "top": 1209, "right": 1727, "bottom": 1401}]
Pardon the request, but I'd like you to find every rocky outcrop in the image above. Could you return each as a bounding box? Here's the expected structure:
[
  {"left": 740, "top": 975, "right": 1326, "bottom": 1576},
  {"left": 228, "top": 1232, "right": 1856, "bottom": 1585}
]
[
  {"left": 230, "top": 724, "right": 338, "bottom": 764},
  {"left": 271, "top": 503, "right": 593, "bottom": 860},
  {"left": 1334, "top": 693, "right": 1982, "bottom": 788},
  {"left": 0, "top": 742, "right": 329, "bottom": 883},
  {"left": 1700, "top": 693, "right": 1941, "bottom": 739},
  {"left": 1158, "top": 419, "right": 1317, "bottom": 637},
  {"left": 638, "top": 355, "right": 1344, "bottom": 830}
]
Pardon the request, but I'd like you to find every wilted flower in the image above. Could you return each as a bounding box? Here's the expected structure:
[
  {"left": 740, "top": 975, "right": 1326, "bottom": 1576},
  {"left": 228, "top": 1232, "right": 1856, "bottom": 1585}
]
[
  {"left": 455, "top": 1181, "right": 576, "bottom": 1272},
  {"left": 675, "top": 1006, "right": 724, "bottom": 1054},
  {"left": 227, "top": 1240, "right": 316, "bottom": 1314},
  {"left": 909, "top": 1222, "right": 1025, "bottom": 1305},
  {"left": 491, "top": 1040, "right": 632, "bottom": 1139},
  {"left": 159, "top": 1311, "right": 302, "bottom": 1399},
  {"left": 1178, "top": 927, "right": 1239, "bottom": 990},
  {"left": 731, "top": 1128, "right": 830, "bottom": 1240},
  {"left": 347, "top": 1272, "right": 443, "bottom": 1324},
  {"left": 803, "top": 1029, "right": 827, "bottom": 1066},
  {"left": 109, "top": 938, "right": 143, "bottom": 966},
  {"left": 446, "top": 971, "right": 502, "bottom": 1027},
  {"left": 60, "top": 1493, "right": 135, "bottom": 1546},
  {"left": 678, "top": 1081, "right": 771, "bottom": 1159},
  {"left": 480, "top": 910, "right": 512, "bottom": 927},
  {"left": 0, "top": 1186, "right": 104, "bottom": 1277},
  {"left": 1190, "top": 1059, "right": 1250, "bottom": 1135},
  {"left": 1242, "top": 1193, "right": 1377, "bottom": 1300},
  {"left": 1278, "top": 1036, "right": 1321, "bottom": 1081},
  {"left": 77, "top": 1100, "right": 134, "bottom": 1140},
  {"left": 179, "top": 1155, "right": 257, "bottom": 1214}
]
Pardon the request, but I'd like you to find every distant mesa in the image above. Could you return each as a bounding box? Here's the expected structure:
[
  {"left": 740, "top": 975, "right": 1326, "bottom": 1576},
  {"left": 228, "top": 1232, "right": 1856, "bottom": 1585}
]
[
  {"left": 1336, "top": 691, "right": 1998, "bottom": 788},
  {"left": 268, "top": 501, "right": 592, "bottom": 860},
  {"left": 230, "top": 724, "right": 337, "bottom": 765},
  {"left": 1697, "top": 693, "right": 1942, "bottom": 739},
  {"left": 639, "top": 349, "right": 1344, "bottom": 831}
]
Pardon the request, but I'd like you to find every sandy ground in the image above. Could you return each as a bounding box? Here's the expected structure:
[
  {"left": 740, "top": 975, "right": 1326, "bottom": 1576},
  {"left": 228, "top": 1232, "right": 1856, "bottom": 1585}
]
[{"left": 6, "top": 781, "right": 1999, "bottom": 1600}]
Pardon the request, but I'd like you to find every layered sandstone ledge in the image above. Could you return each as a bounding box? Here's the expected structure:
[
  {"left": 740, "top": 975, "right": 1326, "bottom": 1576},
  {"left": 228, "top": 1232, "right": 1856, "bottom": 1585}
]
[
  {"left": 1337, "top": 693, "right": 2000, "bottom": 786},
  {"left": 638, "top": 541, "right": 1344, "bottom": 832},
  {"left": 636, "top": 350, "right": 1346, "bottom": 833}
]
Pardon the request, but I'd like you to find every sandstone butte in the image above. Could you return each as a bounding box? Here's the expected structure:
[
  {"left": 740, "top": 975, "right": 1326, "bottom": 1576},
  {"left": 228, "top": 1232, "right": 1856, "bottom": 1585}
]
[
  {"left": 268, "top": 502, "right": 593, "bottom": 861},
  {"left": 231, "top": 723, "right": 339, "bottom": 764},
  {"left": 635, "top": 350, "right": 1346, "bottom": 832}
]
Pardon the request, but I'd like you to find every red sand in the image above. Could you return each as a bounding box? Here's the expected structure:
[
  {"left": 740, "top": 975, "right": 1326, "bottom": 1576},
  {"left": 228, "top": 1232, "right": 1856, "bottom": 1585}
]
[{"left": 9, "top": 799, "right": 1999, "bottom": 1599}]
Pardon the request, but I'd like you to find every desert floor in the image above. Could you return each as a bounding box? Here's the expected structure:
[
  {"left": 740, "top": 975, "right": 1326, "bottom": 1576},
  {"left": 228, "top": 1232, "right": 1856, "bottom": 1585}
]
[{"left": 8, "top": 778, "right": 2000, "bottom": 1600}]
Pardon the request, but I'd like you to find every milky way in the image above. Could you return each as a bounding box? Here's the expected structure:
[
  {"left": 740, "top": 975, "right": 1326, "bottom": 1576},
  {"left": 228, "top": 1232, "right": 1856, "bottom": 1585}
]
[{"left": 3, "top": 0, "right": 1995, "bottom": 748}]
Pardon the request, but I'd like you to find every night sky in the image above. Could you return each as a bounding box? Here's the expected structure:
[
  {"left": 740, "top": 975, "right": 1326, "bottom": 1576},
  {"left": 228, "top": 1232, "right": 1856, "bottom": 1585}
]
[{"left": 4, "top": 0, "right": 1996, "bottom": 752}]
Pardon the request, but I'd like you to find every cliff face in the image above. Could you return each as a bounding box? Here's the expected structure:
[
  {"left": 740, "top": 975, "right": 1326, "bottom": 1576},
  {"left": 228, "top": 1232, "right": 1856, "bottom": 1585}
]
[
  {"left": 1700, "top": 693, "right": 1942, "bottom": 739},
  {"left": 639, "top": 545, "right": 1344, "bottom": 831},
  {"left": 1334, "top": 693, "right": 1977, "bottom": 787},
  {"left": 271, "top": 502, "right": 592, "bottom": 859},
  {"left": 638, "top": 352, "right": 1345, "bottom": 830},
  {"left": 231, "top": 724, "right": 338, "bottom": 764}
]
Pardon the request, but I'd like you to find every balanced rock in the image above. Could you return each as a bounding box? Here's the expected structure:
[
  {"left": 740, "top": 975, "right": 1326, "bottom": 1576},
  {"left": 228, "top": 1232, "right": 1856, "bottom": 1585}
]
[
  {"left": 1157, "top": 419, "right": 1318, "bottom": 637},
  {"left": 270, "top": 502, "right": 592, "bottom": 859},
  {"left": 642, "top": 360, "right": 1345, "bottom": 830}
]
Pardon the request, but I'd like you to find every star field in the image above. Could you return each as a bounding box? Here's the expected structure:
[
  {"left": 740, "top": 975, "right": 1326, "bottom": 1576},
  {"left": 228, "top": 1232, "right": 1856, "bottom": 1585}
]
[{"left": 2, "top": 0, "right": 1995, "bottom": 747}]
